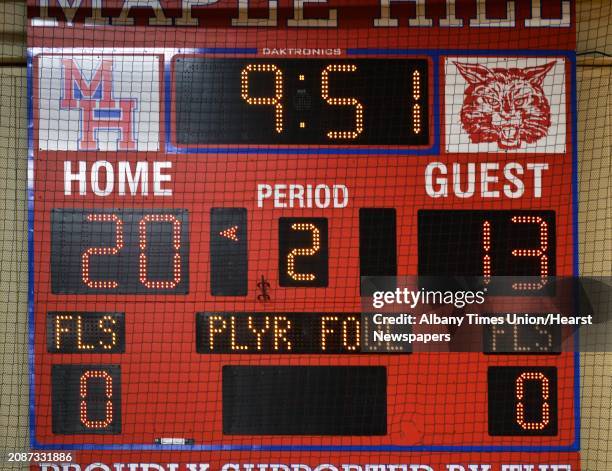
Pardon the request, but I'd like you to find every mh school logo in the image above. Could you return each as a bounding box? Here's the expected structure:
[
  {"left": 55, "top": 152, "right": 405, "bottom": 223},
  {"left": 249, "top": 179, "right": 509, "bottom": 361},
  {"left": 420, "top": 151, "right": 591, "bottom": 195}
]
[
  {"left": 61, "top": 58, "right": 137, "bottom": 150},
  {"left": 445, "top": 57, "right": 566, "bottom": 154},
  {"left": 38, "top": 55, "right": 160, "bottom": 151}
]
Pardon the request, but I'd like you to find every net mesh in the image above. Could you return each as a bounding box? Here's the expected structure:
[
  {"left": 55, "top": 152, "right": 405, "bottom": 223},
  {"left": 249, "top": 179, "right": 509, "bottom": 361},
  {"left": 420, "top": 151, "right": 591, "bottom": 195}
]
[{"left": 0, "top": 1, "right": 610, "bottom": 470}]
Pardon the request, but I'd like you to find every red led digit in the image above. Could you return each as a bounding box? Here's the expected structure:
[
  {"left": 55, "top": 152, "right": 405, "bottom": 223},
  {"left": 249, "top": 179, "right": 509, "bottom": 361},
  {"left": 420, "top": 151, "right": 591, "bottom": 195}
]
[
  {"left": 287, "top": 222, "right": 320, "bottom": 282},
  {"left": 482, "top": 216, "right": 549, "bottom": 289},
  {"left": 482, "top": 220, "right": 491, "bottom": 285},
  {"left": 515, "top": 371, "right": 550, "bottom": 431},
  {"left": 412, "top": 69, "right": 421, "bottom": 134},
  {"left": 241, "top": 64, "right": 283, "bottom": 133},
  {"left": 510, "top": 216, "right": 549, "bottom": 290},
  {"left": 79, "top": 370, "right": 114, "bottom": 429},
  {"left": 321, "top": 64, "right": 363, "bottom": 140},
  {"left": 81, "top": 214, "right": 124, "bottom": 289},
  {"left": 139, "top": 214, "right": 182, "bottom": 289}
]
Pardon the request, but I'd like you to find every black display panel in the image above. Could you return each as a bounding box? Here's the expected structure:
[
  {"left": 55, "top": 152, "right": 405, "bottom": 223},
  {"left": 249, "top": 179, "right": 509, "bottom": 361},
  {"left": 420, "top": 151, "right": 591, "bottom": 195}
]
[
  {"left": 418, "top": 210, "right": 556, "bottom": 295},
  {"left": 360, "top": 208, "right": 397, "bottom": 295},
  {"left": 222, "top": 366, "right": 386, "bottom": 435},
  {"left": 174, "top": 58, "right": 429, "bottom": 146},
  {"left": 210, "top": 208, "right": 247, "bottom": 296},
  {"left": 52, "top": 364, "right": 121, "bottom": 434},
  {"left": 47, "top": 312, "right": 125, "bottom": 353},
  {"left": 51, "top": 209, "right": 189, "bottom": 294},
  {"left": 279, "top": 217, "right": 328, "bottom": 287},
  {"left": 483, "top": 319, "right": 561, "bottom": 354},
  {"left": 197, "top": 312, "right": 363, "bottom": 354},
  {"left": 488, "top": 367, "right": 558, "bottom": 436}
]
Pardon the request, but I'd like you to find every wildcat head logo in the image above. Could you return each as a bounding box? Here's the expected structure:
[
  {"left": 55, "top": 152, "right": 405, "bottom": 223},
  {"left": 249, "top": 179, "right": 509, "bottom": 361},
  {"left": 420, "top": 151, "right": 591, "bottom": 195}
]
[{"left": 454, "top": 61, "right": 556, "bottom": 150}]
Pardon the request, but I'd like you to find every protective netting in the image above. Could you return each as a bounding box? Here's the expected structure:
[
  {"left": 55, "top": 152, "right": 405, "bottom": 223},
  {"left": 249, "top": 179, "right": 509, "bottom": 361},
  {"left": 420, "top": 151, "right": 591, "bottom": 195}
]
[{"left": 0, "top": 1, "right": 610, "bottom": 471}]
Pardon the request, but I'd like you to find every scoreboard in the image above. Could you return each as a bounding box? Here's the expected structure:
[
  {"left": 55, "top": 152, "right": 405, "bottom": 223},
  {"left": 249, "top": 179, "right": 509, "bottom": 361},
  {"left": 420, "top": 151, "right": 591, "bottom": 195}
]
[{"left": 28, "top": 1, "right": 580, "bottom": 470}]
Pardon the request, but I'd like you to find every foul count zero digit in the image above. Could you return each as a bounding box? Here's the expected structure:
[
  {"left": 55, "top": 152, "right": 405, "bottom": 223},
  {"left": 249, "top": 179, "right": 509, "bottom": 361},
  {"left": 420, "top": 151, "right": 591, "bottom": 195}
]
[
  {"left": 516, "top": 371, "right": 551, "bottom": 431},
  {"left": 80, "top": 370, "right": 114, "bottom": 429},
  {"left": 51, "top": 364, "right": 121, "bottom": 434},
  {"left": 488, "top": 367, "right": 558, "bottom": 436}
]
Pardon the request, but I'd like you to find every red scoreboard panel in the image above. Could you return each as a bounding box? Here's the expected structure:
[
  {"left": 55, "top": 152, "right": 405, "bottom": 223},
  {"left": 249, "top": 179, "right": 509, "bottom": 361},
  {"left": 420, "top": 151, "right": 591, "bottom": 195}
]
[{"left": 28, "top": 1, "right": 579, "bottom": 470}]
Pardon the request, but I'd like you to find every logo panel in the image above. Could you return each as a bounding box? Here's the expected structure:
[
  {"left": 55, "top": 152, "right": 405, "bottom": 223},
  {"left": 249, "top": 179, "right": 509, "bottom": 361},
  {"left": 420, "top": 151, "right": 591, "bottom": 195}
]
[
  {"left": 38, "top": 55, "right": 160, "bottom": 151},
  {"left": 445, "top": 57, "right": 566, "bottom": 153}
]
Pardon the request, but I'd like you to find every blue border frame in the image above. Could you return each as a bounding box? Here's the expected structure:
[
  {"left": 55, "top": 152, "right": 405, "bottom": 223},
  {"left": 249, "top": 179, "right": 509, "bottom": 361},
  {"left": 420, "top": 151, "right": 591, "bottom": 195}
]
[
  {"left": 28, "top": 49, "right": 580, "bottom": 452},
  {"left": 27, "top": 50, "right": 37, "bottom": 450},
  {"left": 570, "top": 53, "right": 581, "bottom": 450}
]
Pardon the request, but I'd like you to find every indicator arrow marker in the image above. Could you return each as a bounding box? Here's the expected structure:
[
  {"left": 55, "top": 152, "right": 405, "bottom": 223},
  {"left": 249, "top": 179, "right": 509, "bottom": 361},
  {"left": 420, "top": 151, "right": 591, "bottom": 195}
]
[{"left": 219, "top": 225, "right": 239, "bottom": 242}]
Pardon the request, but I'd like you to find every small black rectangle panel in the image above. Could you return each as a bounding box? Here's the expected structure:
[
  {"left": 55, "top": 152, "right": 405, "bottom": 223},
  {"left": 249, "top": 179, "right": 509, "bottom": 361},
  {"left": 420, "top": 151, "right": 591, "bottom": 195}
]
[
  {"left": 222, "top": 366, "right": 387, "bottom": 435},
  {"left": 47, "top": 312, "right": 125, "bottom": 353},
  {"left": 210, "top": 208, "right": 248, "bottom": 296},
  {"left": 360, "top": 208, "right": 397, "bottom": 295}
]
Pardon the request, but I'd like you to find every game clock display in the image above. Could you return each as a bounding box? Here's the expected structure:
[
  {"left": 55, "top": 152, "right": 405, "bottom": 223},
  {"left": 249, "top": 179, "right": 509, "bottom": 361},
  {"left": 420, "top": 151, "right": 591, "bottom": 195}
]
[{"left": 173, "top": 58, "right": 429, "bottom": 146}]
